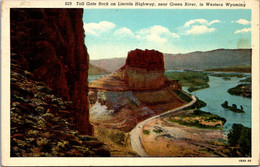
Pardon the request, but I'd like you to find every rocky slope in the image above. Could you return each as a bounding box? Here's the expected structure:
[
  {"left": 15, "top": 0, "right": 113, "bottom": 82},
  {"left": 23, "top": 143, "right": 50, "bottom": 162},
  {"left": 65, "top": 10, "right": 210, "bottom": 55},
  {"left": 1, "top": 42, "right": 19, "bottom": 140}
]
[
  {"left": 11, "top": 8, "right": 91, "bottom": 134},
  {"left": 11, "top": 62, "right": 110, "bottom": 157}
]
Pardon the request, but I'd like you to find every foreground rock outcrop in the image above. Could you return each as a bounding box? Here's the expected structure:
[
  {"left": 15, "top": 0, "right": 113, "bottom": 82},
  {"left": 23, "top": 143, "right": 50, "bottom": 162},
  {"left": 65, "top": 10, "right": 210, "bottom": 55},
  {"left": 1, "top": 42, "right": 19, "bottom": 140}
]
[
  {"left": 11, "top": 9, "right": 91, "bottom": 134},
  {"left": 11, "top": 63, "right": 110, "bottom": 157}
]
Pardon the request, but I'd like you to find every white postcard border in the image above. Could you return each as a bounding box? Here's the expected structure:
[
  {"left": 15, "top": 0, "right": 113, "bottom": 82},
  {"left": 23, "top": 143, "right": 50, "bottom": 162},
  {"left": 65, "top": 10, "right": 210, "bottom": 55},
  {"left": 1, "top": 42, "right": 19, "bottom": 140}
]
[{"left": 1, "top": 0, "right": 259, "bottom": 166}]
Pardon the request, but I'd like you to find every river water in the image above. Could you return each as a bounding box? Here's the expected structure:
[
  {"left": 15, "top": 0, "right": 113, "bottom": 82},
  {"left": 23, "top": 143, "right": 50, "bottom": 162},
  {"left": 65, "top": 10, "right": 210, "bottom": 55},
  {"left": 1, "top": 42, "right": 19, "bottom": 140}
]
[
  {"left": 183, "top": 74, "right": 251, "bottom": 131},
  {"left": 88, "top": 74, "right": 107, "bottom": 82}
]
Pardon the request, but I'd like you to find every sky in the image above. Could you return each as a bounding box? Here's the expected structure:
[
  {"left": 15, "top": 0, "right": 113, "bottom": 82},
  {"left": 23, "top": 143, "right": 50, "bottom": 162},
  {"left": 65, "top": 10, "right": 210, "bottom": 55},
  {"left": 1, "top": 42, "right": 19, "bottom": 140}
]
[{"left": 83, "top": 9, "right": 251, "bottom": 60}]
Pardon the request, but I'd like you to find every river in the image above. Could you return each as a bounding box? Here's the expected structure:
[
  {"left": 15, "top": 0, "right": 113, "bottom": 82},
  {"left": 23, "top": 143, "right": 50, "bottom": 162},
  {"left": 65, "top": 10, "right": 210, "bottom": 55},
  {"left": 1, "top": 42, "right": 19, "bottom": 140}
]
[
  {"left": 183, "top": 74, "right": 251, "bottom": 131},
  {"left": 88, "top": 74, "right": 107, "bottom": 82}
]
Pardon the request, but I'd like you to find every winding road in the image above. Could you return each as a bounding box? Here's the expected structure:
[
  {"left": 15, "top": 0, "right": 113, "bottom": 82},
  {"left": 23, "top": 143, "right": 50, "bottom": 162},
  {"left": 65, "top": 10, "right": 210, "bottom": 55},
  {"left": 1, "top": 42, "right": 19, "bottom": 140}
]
[{"left": 130, "top": 95, "right": 197, "bottom": 156}]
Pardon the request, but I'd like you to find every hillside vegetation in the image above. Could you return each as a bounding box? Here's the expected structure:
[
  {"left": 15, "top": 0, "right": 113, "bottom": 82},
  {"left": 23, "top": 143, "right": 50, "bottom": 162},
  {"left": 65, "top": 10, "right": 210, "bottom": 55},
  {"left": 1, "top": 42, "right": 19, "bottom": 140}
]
[{"left": 165, "top": 71, "right": 209, "bottom": 92}]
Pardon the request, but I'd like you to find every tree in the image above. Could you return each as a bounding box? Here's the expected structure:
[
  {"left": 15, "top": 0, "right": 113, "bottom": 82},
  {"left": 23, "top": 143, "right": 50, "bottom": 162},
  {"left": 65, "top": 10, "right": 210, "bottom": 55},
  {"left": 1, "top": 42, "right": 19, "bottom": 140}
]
[
  {"left": 238, "top": 127, "right": 251, "bottom": 156},
  {"left": 240, "top": 105, "right": 244, "bottom": 110},
  {"left": 222, "top": 101, "right": 228, "bottom": 107},
  {"left": 228, "top": 124, "right": 251, "bottom": 156},
  {"left": 228, "top": 124, "right": 243, "bottom": 146},
  {"left": 224, "top": 101, "right": 228, "bottom": 105}
]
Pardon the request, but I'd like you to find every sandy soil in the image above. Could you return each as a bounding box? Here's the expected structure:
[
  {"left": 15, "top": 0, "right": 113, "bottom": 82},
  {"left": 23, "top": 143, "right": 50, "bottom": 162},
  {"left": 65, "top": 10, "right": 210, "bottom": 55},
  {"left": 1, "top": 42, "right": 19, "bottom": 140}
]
[{"left": 140, "top": 117, "right": 228, "bottom": 157}]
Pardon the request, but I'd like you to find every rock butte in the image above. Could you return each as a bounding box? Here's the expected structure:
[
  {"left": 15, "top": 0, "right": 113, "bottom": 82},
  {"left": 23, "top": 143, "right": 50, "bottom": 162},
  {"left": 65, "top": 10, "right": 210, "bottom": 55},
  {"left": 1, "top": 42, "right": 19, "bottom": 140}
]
[
  {"left": 88, "top": 49, "right": 185, "bottom": 134},
  {"left": 89, "top": 49, "right": 181, "bottom": 91}
]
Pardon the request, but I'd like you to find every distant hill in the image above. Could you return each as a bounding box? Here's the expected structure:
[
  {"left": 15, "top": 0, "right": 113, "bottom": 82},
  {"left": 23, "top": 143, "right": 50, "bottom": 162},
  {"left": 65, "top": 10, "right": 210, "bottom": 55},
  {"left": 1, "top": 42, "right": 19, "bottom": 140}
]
[
  {"left": 164, "top": 49, "right": 251, "bottom": 70},
  {"left": 90, "top": 58, "right": 126, "bottom": 72},
  {"left": 89, "top": 64, "right": 108, "bottom": 75},
  {"left": 90, "top": 49, "right": 251, "bottom": 72}
]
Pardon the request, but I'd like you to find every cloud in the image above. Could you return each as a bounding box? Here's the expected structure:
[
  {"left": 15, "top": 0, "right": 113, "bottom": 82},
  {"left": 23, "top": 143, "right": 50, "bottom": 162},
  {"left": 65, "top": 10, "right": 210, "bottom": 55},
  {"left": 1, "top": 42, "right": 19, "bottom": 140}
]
[
  {"left": 184, "top": 19, "right": 221, "bottom": 27},
  {"left": 232, "top": 19, "right": 250, "bottom": 25},
  {"left": 182, "top": 19, "right": 220, "bottom": 35},
  {"left": 234, "top": 28, "right": 251, "bottom": 34},
  {"left": 84, "top": 21, "right": 179, "bottom": 44},
  {"left": 184, "top": 19, "right": 208, "bottom": 27},
  {"left": 114, "top": 27, "right": 134, "bottom": 37},
  {"left": 136, "top": 25, "right": 179, "bottom": 43},
  {"left": 84, "top": 21, "right": 115, "bottom": 36},
  {"left": 186, "top": 25, "right": 216, "bottom": 35},
  {"left": 208, "top": 20, "right": 221, "bottom": 25}
]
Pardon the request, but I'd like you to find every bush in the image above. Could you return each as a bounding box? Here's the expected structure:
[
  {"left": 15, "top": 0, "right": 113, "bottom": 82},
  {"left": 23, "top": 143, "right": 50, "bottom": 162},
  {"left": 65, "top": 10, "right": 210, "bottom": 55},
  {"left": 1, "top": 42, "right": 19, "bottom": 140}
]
[
  {"left": 143, "top": 129, "right": 150, "bottom": 135},
  {"left": 152, "top": 127, "right": 163, "bottom": 134},
  {"left": 173, "top": 90, "right": 192, "bottom": 103},
  {"left": 110, "top": 132, "right": 125, "bottom": 145}
]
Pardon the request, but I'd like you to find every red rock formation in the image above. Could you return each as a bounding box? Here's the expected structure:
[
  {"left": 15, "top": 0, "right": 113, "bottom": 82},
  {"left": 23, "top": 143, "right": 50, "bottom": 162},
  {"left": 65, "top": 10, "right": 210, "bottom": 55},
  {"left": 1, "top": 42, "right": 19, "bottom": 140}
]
[
  {"left": 11, "top": 9, "right": 92, "bottom": 134},
  {"left": 125, "top": 49, "right": 164, "bottom": 71},
  {"left": 121, "top": 49, "right": 166, "bottom": 90}
]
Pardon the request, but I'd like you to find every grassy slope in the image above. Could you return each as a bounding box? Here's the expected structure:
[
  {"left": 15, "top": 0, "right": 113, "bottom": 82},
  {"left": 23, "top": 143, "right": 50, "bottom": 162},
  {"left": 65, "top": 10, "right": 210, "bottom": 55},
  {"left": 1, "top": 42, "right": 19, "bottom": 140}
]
[{"left": 165, "top": 71, "right": 209, "bottom": 92}]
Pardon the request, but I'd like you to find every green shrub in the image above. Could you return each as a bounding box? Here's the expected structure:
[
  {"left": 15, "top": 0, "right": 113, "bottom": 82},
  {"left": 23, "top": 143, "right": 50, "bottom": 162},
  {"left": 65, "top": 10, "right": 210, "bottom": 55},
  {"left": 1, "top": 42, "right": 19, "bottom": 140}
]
[
  {"left": 173, "top": 90, "right": 192, "bottom": 103},
  {"left": 153, "top": 128, "right": 163, "bottom": 134},
  {"left": 143, "top": 129, "right": 150, "bottom": 135},
  {"left": 110, "top": 132, "right": 125, "bottom": 145}
]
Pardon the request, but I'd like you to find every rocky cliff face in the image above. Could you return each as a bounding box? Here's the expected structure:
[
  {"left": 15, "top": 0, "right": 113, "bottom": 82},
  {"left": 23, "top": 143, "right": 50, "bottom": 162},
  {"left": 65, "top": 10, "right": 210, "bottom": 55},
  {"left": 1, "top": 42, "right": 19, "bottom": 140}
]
[
  {"left": 11, "top": 63, "right": 110, "bottom": 157},
  {"left": 121, "top": 49, "right": 166, "bottom": 90},
  {"left": 11, "top": 9, "right": 91, "bottom": 134}
]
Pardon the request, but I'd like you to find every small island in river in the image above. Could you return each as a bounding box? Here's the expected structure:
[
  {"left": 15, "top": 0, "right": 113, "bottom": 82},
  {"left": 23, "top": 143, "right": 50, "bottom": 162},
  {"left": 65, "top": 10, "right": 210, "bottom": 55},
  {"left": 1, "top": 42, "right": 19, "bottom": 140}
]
[{"left": 221, "top": 101, "right": 245, "bottom": 113}]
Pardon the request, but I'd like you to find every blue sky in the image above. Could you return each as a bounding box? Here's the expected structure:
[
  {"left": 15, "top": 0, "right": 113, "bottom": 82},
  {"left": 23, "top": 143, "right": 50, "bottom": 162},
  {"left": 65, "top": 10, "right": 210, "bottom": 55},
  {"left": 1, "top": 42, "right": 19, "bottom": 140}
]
[{"left": 83, "top": 9, "right": 251, "bottom": 60}]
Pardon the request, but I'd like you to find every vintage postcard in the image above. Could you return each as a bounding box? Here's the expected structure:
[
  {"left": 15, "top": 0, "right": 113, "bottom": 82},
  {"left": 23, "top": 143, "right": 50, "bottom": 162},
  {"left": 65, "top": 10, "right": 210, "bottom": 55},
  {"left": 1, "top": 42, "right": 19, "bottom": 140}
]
[{"left": 1, "top": 0, "right": 259, "bottom": 166}]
